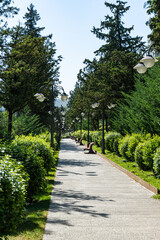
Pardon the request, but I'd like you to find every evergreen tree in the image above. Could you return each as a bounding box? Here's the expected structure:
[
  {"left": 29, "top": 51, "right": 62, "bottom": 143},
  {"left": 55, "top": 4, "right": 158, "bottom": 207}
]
[
  {"left": 12, "top": 106, "right": 44, "bottom": 136},
  {"left": 0, "top": 0, "right": 18, "bottom": 23},
  {"left": 0, "top": 26, "right": 61, "bottom": 139},
  {"left": 23, "top": 3, "right": 44, "bottom": 37},
  {"left": 92, "top": 0, "right": 145, "bottom": 57},
  {"left": 145, "top": 0, "right": 160, "bottom": 50},
  {"left": 112, "top": 59, "right": 160, "bottom": 135},
  {"left": 0, "top": 0, "right": 19, "bottom": 50}
]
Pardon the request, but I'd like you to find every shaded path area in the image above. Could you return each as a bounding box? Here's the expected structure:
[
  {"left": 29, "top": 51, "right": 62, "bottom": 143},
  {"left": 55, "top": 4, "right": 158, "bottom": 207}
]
[{"left": 43, "top": 139, "right": 160, "bottom": 240}]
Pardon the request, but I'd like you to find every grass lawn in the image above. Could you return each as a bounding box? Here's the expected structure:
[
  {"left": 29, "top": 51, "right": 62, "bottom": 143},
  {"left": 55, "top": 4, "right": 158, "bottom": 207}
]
[
  {"left": 89, "top": 142, "right": 160, "bottom": 195},
  {"left": 6, "top": 151, "right": 59, "bottom": 240}
]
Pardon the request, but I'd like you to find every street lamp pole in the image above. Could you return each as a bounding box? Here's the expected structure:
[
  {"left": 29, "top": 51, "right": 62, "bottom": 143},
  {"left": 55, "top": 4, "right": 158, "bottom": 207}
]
[
  {"left": 81, "top": 112, "right": 84, "bottom": 137},
  {"left": 34, "top": 84, "right": 68, "bottom": 149},
  {"left": 102, "top": 109, "right": 105, "bottom": 154},
  {"left": 50, "top": 85, "right": 54, "bottom": 148},
  {"left": 87, "top": 111, "right": 90, "bottom": 145}
]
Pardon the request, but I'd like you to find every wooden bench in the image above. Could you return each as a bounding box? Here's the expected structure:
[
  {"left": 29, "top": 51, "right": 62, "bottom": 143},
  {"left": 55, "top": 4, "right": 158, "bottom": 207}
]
[
  {"left": 84, "top": 142, "right": 97, "bottom": 154},
  {"left": 79, "top": 138, "right": 84, "bottom": 145},
  {"left": 76, "top": 137, "right": 81, "bottom": 143}
]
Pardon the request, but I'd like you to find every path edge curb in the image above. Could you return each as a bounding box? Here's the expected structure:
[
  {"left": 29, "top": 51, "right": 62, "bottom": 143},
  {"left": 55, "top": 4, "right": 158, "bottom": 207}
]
[{"left": 97, "top": 152, "right": 159, "bottom": 195}]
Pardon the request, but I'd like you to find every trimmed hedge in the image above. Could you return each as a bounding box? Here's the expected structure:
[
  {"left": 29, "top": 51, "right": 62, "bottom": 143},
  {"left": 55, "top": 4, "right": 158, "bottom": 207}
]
[
  {"left": 105, "top": 132, "right": 122, "bottom": 152},
  {"left": 7, "top": 136, "right": 55, "bottom": 200},
  {"left": 71, "top": 130, "right": 160, "bottom": 177},
  {"left": 0, "top": 155, "right": 28, "bottom": 235},
  {"left": 92, "top": 131, "right": 102, "bottom": 147},
  {"left": 118, "top": 135, "right": 131, "bottom": 160},
  {"left": 126, "top": 133, "right": 150, "bottom": 162},
  {"left": 135, "top": 135, "right": 160, "bottom": 170},
  {"left": 153, "top": 147, "right": 160, "bottom": 177},
  {"left": 10, "top": 135, "right": 54, "bottom": 173}
]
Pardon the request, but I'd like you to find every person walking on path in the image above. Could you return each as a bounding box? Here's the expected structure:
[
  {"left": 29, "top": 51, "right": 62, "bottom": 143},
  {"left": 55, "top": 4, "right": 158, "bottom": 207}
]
[{"left": 43, "top": 138, "right": 160, "bottom": 240}]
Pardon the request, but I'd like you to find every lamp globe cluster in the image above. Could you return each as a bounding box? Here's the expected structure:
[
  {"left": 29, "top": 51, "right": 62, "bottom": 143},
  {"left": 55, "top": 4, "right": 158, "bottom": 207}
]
[{"left": 133, "top": 55, "right": 158, "bottom": 74}]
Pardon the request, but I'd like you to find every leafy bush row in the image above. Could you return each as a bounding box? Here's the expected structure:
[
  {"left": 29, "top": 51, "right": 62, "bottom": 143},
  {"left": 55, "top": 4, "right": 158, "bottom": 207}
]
[
  {"left": 0, "top": 134, "right": 55, "bottom": 236},
  {"left": 72, "top": 130, "right": 160, "bottom": 176},
  {"left": 0, "top": 155, "right": 28, "bottom": 236}
]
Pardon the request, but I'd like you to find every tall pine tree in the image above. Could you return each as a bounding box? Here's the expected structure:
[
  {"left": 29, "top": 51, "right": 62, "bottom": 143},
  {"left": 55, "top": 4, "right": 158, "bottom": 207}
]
[
  {"left": 92, "top": 0, "right": 145, "bottom": 58},
  {"left": 145, "top": 0, "right": 160, "bottom": 50},
  {"left": 23, "top": 3, "right": 44, "bottom": 37}
]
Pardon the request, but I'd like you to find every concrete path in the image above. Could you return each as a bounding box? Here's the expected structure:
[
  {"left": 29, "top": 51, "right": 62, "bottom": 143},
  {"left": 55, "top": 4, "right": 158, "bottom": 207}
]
[{"left": 43, "top": 139, "right": 160, "bottom": 240}]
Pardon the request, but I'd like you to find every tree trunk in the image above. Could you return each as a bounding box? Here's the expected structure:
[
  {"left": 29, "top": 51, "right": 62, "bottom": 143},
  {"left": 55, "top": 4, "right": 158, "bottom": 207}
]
[
  {"left": 106, "top": 115, "right": 108, "bottom": 132},
  {"left": 101, "top": 110, "right": 105, "bottom": 154},
  {"left": 8, "top": 110, "right": 12, "bottom": 140}
]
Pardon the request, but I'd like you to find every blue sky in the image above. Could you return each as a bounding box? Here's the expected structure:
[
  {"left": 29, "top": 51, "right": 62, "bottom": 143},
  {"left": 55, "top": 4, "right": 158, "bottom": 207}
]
[{"left": 9, "top": 0, "right": 150, "bottom": 95}]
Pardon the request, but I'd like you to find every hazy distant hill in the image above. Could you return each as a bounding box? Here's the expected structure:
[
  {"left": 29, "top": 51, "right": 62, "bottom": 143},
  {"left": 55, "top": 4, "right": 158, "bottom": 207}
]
[{"left": 55, "top": 98, "right": 68, "bottom": 108}]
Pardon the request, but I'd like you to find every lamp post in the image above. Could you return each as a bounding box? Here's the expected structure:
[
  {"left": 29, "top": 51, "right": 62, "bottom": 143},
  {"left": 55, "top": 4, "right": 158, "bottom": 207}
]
[
  {"left": 133, "top": 54, "right": 158, "bottom": 74},
  {"left": 34, "top": 85, "right": 68, "bottom": 149},
  {"left": 81, "top": 112, "right": 85, "bottom": 137},
  {"left": 101, "top": 109, "right": 105, "bottom": 154},
  {"left": 91, "top": 102, "right": 100, "bottom": 148}
]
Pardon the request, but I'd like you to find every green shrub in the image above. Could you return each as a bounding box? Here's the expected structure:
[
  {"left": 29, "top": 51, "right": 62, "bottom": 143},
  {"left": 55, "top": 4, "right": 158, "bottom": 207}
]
[
  {"left": 126, "top": 133, "right": 150, "bottom": 161},
  {"left": 135, "top": 135, "right": 160, "bottom": 170},
  {"left": 105, "top": 132, "right": 122, "bottom": 152},
  {"left": 118, "top": 135, "right": 131, "bottom": 160},
  {"left": 134, "top": 142, "right": 145, "bottom": 169},
  {"left": 12, "top": 106, "right": 43, "bottom": 137},
  {"left": 8, "top": 137, "right": 48, "bottom": 200},
  {"left": 89, "top": 131, "right": 94, "bottom": 142},
  {"left": 92, "top": 131, "right": 102, "bottom": 147},
  {"left": 153, "top": 147, "right": 160, "bottom": 177},
  {"left": 73, "top": 130, "right": 81, "bottom": 139},
  {"left": 113, "top": 135, "right": 123, "bottom": 155},
  {"left": 81, "top": 130, "right": 90, "bottom": 141},
  {"left": 10, "top": 135, "right": 54, "bottom": 173},
  {"left": 38, "top": 131, "right": 57, "bottom": 149},
  {"left": 0, "top": 155, "right": 28, "bottom": 235}
]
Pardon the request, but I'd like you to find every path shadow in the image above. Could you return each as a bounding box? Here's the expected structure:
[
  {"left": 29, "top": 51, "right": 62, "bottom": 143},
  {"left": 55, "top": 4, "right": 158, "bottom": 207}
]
[
  {"left": 58, "top": 159, "right": 100, "bottom": 168},
  {"left": 60, "top": 140, "right": 84, "bottom": 153},
  {"left": 48, "top": 189, "right": 114, "bottom": 226},
  {"left": 85, "top": 171, "right": 98, "bottom": 176},
  {"left": 57, "top": 168, "right": 83, "bottom": 176}
]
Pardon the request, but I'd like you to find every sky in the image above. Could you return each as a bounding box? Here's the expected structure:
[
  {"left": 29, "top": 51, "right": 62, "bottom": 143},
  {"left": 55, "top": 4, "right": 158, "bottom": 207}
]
[{"left": 8, "top": 0, "right": 151, "bottom": 95}]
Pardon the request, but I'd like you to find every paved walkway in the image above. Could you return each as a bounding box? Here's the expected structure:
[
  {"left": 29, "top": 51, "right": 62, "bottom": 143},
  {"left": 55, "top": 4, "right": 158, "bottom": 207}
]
[{"left": 43, "top": 139, "right": 160, "bottom": 240}]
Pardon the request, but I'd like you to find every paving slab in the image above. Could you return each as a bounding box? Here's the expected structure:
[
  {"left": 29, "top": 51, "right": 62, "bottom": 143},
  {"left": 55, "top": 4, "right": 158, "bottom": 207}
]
[{"left": 43, "top": 138, "right": 160, "bottom": 240}]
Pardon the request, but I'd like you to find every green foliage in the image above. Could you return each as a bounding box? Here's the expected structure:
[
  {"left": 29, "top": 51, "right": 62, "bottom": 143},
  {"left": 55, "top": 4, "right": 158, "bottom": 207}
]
[
  {"left": 0, "top": 155, "right": 28, "bottom": 236},
  {"left": 135, "top": 135, "right": 160, "bottom": 170},
  {"left": 0, "top": 0, "right": 18, "bottom": 24},
  {"left": 113, "top": 135, "right": 123, "bottom": 156},
  {"left": 134, "top": 142, "right": 145, "bottom": 170},
  {"left": 92, "top": 0, "right": 145, "bottom": 56},
  {"left": 12, "top": 106, "right": 43, "bottom": 137},
  {"left": 8, "top": 142, "right": 46, "bottom": 200},
  {"left": 7, "top": 135, "right": 54, "bottom": 200},
  {"left": 0, "top": 21, "right": 62, "bottom": 138},
  {"left": 0, "top": 110, "right": 8, "bottom": 139},
  {"left": 112, "top": 60, "right": 160, "bottom": 135},
  {"left": 145, "top": 0, "right": 160, "bottom": 51},
  {"left": 118, "top": 135, "right": 131, "bottom": 160},
  {"left": 24, "top": 3, "right": 45, "bottom": 37},
  {"left": 10, "top": 135, "right": 54, "bottom": 174},
  {"left": 92, "top": 131, "right": 102, "bottom": 147},
  {"left": 66, "top": 1, "right": 146, "bottom": 128},
  {"left": 105, "top": 132, "right": 122, "bottom": 152},
  {"left": 81, "top": 131, "right": 88, "bottom": 141},
  {"left": 126, "top": 133, "right": 150, "bottom": 161},
  {"left": 153, "top": 147, "right": 160, "bottom": 177}
]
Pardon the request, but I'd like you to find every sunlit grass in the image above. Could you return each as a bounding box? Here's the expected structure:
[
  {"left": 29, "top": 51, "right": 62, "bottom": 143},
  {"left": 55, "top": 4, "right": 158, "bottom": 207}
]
[{"left": 7, "top": 151, "right": 59, "bottom": 240}]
